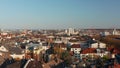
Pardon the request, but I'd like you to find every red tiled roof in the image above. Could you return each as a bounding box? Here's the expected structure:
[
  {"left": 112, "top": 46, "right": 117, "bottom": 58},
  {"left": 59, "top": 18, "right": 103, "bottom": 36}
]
[
  {"left": 81, "top": 48, "right": 96, "bottom": 54},
  {"left": 71, "top": 44, "right": 80, "bottom": 48},
  {"left": 113, "top": 48, "right": 120, "bottom": 54},
  {"left": 107, "top": 47, "right": 114, "bottom": 51},
  {"left": 107, "top": 47, "right": 120, "bottom": 54},
  {"left": 114, "top": 64, "right": 120, "bottom": 68}
]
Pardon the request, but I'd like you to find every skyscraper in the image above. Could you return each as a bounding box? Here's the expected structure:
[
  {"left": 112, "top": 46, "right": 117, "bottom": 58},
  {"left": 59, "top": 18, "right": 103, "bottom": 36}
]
[{"left": 65, "top": 28, "right": 75, "bottom": 35}]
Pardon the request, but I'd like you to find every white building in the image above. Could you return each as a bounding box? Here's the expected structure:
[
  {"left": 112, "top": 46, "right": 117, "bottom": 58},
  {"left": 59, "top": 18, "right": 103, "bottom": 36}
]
[
  {"left": 113, "top": 29, "right": 120, "bottom": 35},
  {"left": 10, "top": 54, "right": 25, "bottom": 59},
  {"left": 26, "top": 43, "right": 45, "bottom": 61},
  {"left": 71, "top": 44, "right": 81, "bottom": 59},
  {"left": 100, "top": 31, "right": 110, "bottom": 36},
  {"left": 80, "top": 53, "right": 108, "bottom": 60},
  {"left": 65, "top": 28, "right": 75, "bottom": 35},
  {"left": 91, "top": 42, "right": 106, "bottom": 48}
]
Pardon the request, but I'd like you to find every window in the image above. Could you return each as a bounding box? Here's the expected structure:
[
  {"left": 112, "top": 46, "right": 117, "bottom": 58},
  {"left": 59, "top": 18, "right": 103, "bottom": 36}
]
[
  {"left": 75, "top": 56, "right": 77, "bottom": 58},
  {"left": 75, "top": 54, "right": 77, "bottom": 55},
  {"left": 74, "top": 51, "right": 77, "bottom": 53}
]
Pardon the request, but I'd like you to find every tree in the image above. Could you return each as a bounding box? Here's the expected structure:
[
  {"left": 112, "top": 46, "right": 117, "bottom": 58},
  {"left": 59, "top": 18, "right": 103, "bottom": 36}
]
[
  {"left": 54, "top": 45, "right": 64, "bottom": 58},
  {"left": 61, "top": 51, "right": 72, "bottom": 67}
]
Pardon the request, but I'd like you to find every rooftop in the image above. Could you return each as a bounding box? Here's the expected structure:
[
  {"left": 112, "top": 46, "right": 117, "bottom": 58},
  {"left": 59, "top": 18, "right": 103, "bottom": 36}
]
[{"left": 71, "top": 44, "right": 80, "bottom": 48}]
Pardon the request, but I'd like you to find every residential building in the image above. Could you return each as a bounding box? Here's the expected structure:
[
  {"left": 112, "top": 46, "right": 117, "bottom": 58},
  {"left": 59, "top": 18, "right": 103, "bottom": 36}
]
[
  {"left": 91, "top": 42, "right": 106, "bottom": 49},
  {"left": 71, "top": 44, "right": 81, "bottom": 59},
  {"left": 25, "top": 43, "right": 43, "bottom": 61}
]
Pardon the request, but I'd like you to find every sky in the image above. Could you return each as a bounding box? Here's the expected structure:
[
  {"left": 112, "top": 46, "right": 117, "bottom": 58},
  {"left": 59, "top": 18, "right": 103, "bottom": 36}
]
[{"left": 0, "top": 0, "right": 120, "bottom": 29}]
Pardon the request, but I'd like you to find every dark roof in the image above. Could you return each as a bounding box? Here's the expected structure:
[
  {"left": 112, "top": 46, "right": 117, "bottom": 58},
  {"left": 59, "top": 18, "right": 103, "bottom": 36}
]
[
  {"left": 54, "top": 43, "right": 63, "bottom": 46},
  {"left": 54, "top": 43, "right": 66, "bottom": 48},
  {"left": 8, "top": 47, "right": 23, "bottom": 54},
  {"left": 3, "top": 45, "right": 23, "bottom": 54},
  {"left": 71, "top": 44, "right": 80, "bottom": 48},
  {"left": 26, "top": 61, "right": 43, "bottom": 68},
  {"left": 6, "top": 61, "right": 20, "bottom": 68}
]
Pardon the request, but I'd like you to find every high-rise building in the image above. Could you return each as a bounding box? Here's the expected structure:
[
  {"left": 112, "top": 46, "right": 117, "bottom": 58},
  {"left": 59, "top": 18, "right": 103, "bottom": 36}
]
[
  {"left": 100, "top": 31, "right": 110, "bottom": 36},
  {"left": 113, "top": 28, "right": 120, "bottom": 35},
  {"left": 65, "top": 28, "right": 75, "bottom": 35}
]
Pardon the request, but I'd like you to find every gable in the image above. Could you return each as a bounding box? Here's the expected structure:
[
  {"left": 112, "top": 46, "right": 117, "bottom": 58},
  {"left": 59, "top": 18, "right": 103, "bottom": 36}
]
[{"left": 0, "top": 46, "right": 8, "bottom": 52}]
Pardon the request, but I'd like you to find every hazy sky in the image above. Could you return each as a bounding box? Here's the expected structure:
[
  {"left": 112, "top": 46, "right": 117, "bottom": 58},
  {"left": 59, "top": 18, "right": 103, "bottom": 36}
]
[{"left": 0, "top": 0, "right": 120, "bottom": 29}]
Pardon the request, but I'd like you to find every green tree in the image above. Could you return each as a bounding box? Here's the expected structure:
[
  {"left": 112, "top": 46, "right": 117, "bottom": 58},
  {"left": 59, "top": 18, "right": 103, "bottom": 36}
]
[{"left": 61, "top": 51, "right": 72, "bottom": 66}]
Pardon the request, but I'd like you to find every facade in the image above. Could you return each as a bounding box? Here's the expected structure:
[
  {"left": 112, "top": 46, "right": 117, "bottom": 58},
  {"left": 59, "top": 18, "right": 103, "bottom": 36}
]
[
  {"left": 10, "top": 54, "right": 25, "bottom": 59},
  {"left": 113, "top": 29, "right": 120, "bottom": 35},
  {"left": 100, "top": 31, "right": 110, "bottom": 36},
  {"left": 65, "top": 28, "right": 75, "bottom": 35},
  {"left": 25, "top": 44, "right": 44, "bottom": 61},
  {"left": 71, "top": 44, "right": 81, "bottom": 59},
  {"left": 91, "top": 42, "right": 106, "bottom": 49},
  {"left": 80, "top": 53, "right": 108, "bottom": 60}
]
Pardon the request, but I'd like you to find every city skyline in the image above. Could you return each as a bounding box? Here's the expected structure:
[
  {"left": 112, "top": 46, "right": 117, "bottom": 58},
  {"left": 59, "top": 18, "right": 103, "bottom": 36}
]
[{"left": 0, "top": 0, "right": 120, "bottom": 29}]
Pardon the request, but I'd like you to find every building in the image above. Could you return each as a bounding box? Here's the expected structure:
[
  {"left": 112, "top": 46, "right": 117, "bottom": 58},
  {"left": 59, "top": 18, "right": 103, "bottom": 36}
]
[
  {"left": 91, "top": 42, "right": 106, "bottom": 49},
  {"left": 0, "top": 45, "right": 24, "bottom": 60},
  {"left": 100, "top": 31, "right": 110, "bottom": 36},
  {"left": 71, "top": 44, "right": 81, "bottom": 59},
  {"left": 25, "top": 43, "right": 43, "bottom": 61},
  {"left": 113, "top": 29, "right": 120, "bottom": 35},
  {"left": 65, "top": 28, "right": 75, "bottom": 35}
]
